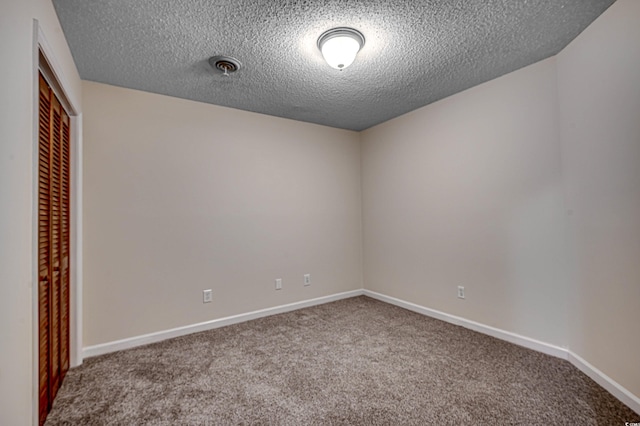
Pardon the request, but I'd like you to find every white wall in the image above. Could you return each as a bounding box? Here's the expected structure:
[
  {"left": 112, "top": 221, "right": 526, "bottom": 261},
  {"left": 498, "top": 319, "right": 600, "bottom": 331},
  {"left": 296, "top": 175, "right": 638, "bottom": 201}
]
[
  {"left": 0, "top": 0, "right": 82, "bottom": 424},
  {"left": 558, "top": 0, "right": 640, "bottom": 398},
  {"left": 82, "top": 82, "right": 362, "bottom": 346},
  {"left": 361, "top": 57, "right": 569, "bottom": 347}
]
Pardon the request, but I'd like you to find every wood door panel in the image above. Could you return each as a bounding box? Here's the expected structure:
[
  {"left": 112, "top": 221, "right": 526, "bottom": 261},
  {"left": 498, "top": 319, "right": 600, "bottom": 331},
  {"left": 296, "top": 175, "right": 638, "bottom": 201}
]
[
  {"left": 38, "top": 72, "right": 71, "bottom": 425},
  {"left": 38, "top": 278, "right": 50, "bottom": 423},
  {"left": 60, "top": 116, "right": 71, "bottom": 376},
  {"left": 38, "top": 74, "right": 52, "bottom": 426},
  {"left": 50, "top": 94, "right": 62, "bottom": 400}
]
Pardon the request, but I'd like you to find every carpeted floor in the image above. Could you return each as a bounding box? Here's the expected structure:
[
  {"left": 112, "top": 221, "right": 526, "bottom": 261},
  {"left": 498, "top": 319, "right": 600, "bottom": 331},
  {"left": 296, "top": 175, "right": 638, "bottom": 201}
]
[{"left": 46, "top": 296, "right": 639, "bottom": 425}]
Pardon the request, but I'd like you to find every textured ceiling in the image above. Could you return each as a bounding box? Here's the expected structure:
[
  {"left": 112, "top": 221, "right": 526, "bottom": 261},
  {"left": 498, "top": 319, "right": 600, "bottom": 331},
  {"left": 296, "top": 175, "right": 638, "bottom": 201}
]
[{"left": 52, "top": 0, "right": 615, "bottom": 131}]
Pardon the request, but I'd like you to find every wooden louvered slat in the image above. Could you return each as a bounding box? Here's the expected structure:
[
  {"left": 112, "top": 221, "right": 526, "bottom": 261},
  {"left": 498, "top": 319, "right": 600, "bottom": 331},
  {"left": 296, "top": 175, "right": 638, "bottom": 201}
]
[
  {"left": 50, "top": 95, "right": 62, "bottom": 400},
  {"left": 38, "top": 72, "right": 72, "bottom": 425},
  {"left": 60, "top": 116, "right": 71, "bottom": 375},
  {"left": 38, "top": 278, "right": 50, "bottom": 424}
]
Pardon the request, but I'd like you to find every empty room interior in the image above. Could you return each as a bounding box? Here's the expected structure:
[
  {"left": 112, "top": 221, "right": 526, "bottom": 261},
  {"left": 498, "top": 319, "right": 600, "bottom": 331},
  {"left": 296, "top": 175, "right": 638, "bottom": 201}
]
[{"left": 1, "top": 0, "right": 639, "bottom": 424}]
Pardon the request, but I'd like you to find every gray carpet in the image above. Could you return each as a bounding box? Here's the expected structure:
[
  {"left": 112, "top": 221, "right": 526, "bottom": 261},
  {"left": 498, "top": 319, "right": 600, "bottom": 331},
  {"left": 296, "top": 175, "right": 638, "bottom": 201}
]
[{"left": 46, "top": 296, "right": 639, "bottom": 425}]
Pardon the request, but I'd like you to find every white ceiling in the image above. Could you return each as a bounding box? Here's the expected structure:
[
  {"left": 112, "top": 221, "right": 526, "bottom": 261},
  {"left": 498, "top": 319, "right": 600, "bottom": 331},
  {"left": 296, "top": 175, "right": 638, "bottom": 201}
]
[{"left": 52, "top": 0, "right": 615, "bottom": 131}]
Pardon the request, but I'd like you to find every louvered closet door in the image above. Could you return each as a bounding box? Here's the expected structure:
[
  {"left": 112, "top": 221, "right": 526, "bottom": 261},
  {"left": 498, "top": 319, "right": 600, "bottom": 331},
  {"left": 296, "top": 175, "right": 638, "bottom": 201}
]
[
  {"left": 38, "top": 73, "right": 52, "bottom": 424},
  {"left": 38, "top": 72, "right": 71, "bottom": 426}
]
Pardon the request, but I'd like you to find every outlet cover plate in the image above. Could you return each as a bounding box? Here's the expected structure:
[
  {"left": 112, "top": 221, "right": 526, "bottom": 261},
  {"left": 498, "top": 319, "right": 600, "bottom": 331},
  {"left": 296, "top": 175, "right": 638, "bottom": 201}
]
[{"left": 203, "top": 289, "right": 212, "bottom": 303}]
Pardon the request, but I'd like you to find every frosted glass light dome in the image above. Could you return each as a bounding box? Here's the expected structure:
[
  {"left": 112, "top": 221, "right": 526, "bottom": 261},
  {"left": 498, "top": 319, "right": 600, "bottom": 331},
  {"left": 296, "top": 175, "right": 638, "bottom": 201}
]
[{"left": 318, "top": 28, "right": 365, "bottom": 70}]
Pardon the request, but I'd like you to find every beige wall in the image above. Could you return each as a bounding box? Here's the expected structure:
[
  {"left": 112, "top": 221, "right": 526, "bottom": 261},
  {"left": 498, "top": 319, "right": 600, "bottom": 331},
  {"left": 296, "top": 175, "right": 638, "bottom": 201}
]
[
  {"left": 361, "top": 57, "right": 569, "bottom": 347},
  {"left": 558, "top": 0, "right": 640, "bottom": 398},
  {"left": 0, "top": 0, "right": 82, "bottom": 424},
  {"left": 82, "top": 82, "right": 362, "bottom": 346},
  {"left": 361, "top": 0, "right": 639, "bottom": 401}
]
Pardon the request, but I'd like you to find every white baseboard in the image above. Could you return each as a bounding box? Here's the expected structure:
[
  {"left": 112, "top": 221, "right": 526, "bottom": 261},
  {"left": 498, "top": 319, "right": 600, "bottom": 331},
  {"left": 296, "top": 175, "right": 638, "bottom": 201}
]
[
  {"left": 82, "top": 287, "right": 639, "bottom": 415},
  {"left": 363, "top": 289, "right": 640, "bottom": 415},
  {"left": 363, "top": 290, "right": 568, "bottom": 359},
  {"left": 83, "top": 289, "right": 364, "bottom": 358},
  {"left": 568, "top": 351, "right": 640, "bottom": 415}
]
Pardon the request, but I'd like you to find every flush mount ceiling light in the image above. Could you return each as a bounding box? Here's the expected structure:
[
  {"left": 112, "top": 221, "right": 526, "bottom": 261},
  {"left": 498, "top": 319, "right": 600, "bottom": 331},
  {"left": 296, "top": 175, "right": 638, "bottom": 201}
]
[{"left": 317, "top": 27, "right": 365, "bottom": 70}]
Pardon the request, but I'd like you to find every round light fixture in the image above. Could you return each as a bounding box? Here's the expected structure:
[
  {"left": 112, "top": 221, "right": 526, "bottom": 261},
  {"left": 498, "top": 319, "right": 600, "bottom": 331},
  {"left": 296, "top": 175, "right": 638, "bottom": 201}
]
[{"left": 317, "top": 27, "right": 365, "bottom": 70}]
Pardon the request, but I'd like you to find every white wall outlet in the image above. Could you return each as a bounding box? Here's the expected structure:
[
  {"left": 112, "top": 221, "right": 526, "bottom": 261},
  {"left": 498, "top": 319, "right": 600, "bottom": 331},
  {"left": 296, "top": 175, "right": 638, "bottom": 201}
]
[
  {"left": 203, "top": 289, "right": 212, "bottom": 303},
  {"left": 275, "top": 278, "right": 282, "bottom": 290},
  {"left": 304, "top": 274, "right": 311, "bottom": 286},
  {"left": 457, "top": 286, "right": 465, "bottom": 299}
]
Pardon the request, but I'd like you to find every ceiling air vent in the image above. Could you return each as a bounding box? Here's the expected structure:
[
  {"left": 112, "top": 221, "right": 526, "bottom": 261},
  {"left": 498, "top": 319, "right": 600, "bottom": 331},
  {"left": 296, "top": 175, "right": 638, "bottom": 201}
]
[{"left": 209, "top": 56, "right": 241, "bottom": 76}]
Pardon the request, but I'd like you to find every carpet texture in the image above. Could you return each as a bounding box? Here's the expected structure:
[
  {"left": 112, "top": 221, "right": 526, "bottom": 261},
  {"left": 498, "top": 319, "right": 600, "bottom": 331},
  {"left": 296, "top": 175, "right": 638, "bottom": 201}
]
[{"left": 46, "top": 296, "right": 639, "bottom": 425}]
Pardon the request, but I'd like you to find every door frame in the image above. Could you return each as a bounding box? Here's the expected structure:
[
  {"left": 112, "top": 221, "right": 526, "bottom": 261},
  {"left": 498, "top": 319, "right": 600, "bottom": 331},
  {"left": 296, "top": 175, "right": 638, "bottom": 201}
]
[{"left": 31, "top": 20, "right": 83, "bottom": 425}]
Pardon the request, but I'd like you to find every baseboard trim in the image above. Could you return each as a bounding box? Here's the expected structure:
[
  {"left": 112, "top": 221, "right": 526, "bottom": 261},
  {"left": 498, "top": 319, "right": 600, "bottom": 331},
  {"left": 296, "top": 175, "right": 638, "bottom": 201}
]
[
  {"left": 568, "top": 351, "right": 640, "bottom": 415},
  {"left": 363, "top": 289, "right": 640, "bottom": 415},
  {"left": 82, "top": 287, "right": 639, "bottom": 415},
  {"left": 363, "top": 290, "right": 568, "bottom": 359},
  {"left": 83, "top": 289, "right": 364, "bottom": 358}
]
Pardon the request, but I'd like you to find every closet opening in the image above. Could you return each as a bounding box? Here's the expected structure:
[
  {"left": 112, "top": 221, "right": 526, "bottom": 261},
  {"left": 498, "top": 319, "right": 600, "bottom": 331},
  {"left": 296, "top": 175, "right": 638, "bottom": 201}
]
[{"left": 37, "top": 69, "right": 71, "bottom": 426}]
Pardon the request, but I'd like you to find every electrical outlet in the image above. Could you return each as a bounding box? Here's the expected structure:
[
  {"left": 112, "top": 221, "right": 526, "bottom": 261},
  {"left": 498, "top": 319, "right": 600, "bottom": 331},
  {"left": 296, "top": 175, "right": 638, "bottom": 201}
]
[
  {"left": 203, "top": 289, "right": 212, "bottom": 303},
  {"left": 275, "top": 278, "right": 282, "bottom": 290},
  {"left": 304, "top": 274, "right": 311, "bottom": 286},
  {"left": 457, "top": 286, "right": 465, "bottom": 299}
]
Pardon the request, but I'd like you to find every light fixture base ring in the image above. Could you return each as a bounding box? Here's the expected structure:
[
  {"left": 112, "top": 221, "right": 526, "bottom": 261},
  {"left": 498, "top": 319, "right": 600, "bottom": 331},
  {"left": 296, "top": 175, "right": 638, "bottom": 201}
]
[{"left": 317, "top": 27, "right": 365, "bottom": 51}]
